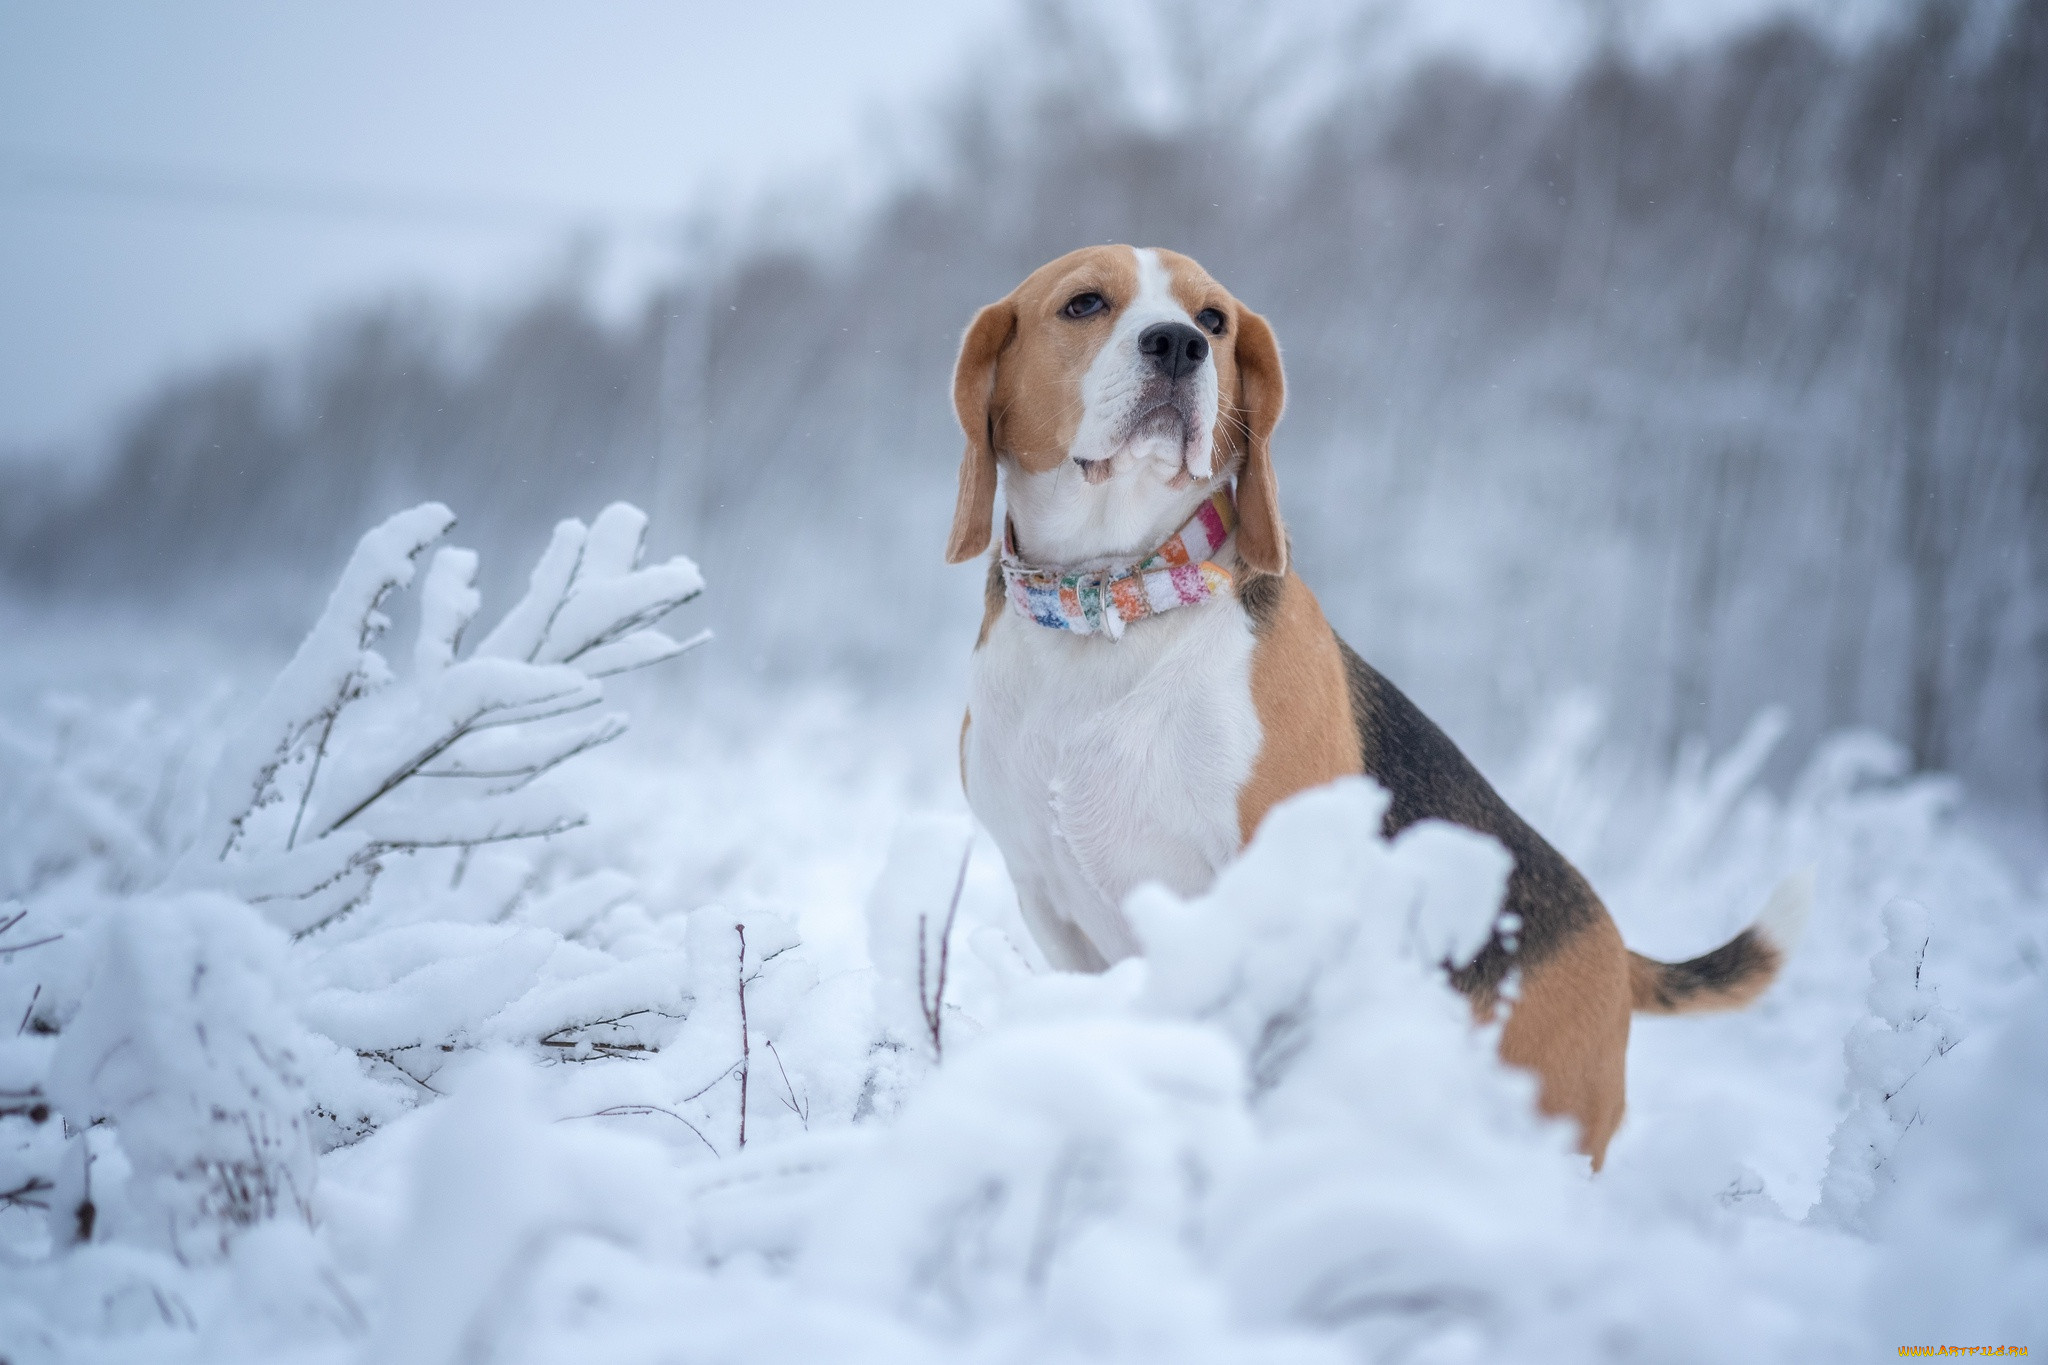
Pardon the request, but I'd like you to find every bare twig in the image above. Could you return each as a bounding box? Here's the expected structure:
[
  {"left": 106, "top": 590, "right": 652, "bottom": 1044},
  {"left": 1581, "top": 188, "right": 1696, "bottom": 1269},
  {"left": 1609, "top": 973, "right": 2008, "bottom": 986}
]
[
  {"left": 735, "top": 923, "right": 750, "bottom": 1149},
  {"left": 559, "top": 1104, "right": 718, "bottom": 1159},
  {"left": 536, "top": 1040, "right": 655, "bottom": 1061},
  {"left": 680, "top": 1060, "right": 741, "bottom": 1105},
  {"left": 16, "top": 983, "right": 41, "bottom": 1036},
  {"left": 0, "top": 909, "right": 61, "bottom": 959},
  {"left": 917, "top": 841, "right": 972, "bottom": 1062},
  {"left": 766, "top": 1038, "right": 809, "bottom": 1129},
  {"left": 0, "top": 934, "right": 62, "bottom": 958},
  {"left": 356, "top": 1047, "right": 443, "bottom": 1096},
  {"left": 1, "top": 1175, "right": 53, "bottom": 1210},
  {"left": 538, "top": 1007, "right": 671, "bottom": 1061},
  {"left": 284, "top": 708, "right": 338, "bottom": 852},
  {"left": 539, "top": 1008, "right": 655, "bottom": 1035}
]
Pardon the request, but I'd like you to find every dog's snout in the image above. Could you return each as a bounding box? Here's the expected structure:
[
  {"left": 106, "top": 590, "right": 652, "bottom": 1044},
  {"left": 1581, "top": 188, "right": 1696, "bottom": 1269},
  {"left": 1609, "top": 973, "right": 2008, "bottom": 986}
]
[{"left": 1138, "top": 322, "right": 1209, "bottom": 380}]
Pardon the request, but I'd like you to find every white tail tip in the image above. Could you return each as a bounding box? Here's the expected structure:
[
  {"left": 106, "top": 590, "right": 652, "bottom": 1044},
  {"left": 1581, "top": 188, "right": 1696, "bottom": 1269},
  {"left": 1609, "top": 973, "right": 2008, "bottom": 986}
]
[{"left": 1757, "top": 867, "right": 1814, "bottom": 956}]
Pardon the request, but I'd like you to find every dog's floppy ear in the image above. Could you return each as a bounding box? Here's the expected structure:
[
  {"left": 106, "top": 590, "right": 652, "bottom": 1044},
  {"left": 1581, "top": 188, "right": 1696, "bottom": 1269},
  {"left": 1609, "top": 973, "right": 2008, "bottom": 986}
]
[
  {"left": 1232, "top": 307, "right": 1288, "bottom": 576},
  {"left": 946, "top": 299, "right": 1016, "bottom": 563}
]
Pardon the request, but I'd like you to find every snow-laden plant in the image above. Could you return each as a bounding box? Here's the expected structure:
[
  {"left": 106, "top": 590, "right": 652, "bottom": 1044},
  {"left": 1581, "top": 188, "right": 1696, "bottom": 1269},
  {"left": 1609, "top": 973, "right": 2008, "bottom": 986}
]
[
  {"left": 0, "top": 500, "right": 710, "bottom": 1272},
  {"left": 866, "top": 819, "right": 973, "bottom": 1061},
  {"left": 1814, "top": 898, "right": 1962, "bottom": 1232},
  {"left": 1866, "top": 969, "right": 2048, "bottom": 1344},
  {"left": 166, "top": 501, "right": 706, "bottom": 935},
  {"left": 0, "top": 695, "right": 217, "bottom": 900},
  {"left": 46, "top": 892, "right": 318, "bottom": 1262}
]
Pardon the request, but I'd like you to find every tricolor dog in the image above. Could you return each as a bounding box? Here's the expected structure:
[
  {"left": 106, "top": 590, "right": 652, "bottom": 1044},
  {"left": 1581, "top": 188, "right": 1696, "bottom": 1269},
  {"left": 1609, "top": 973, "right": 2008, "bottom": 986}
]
[{"left": 949, "top": 244, "right": 1803, "bottom": 1169}]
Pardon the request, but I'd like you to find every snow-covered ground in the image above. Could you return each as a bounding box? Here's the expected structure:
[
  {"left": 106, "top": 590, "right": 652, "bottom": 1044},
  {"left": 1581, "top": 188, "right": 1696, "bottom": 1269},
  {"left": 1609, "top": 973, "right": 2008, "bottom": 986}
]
[{"left": 1, "top": 504, "right": 2043, "bottom": 1363}]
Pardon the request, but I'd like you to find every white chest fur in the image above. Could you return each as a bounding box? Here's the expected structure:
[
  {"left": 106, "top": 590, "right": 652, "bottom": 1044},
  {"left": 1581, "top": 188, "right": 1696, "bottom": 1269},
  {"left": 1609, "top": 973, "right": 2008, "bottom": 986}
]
[{"left": 965, "top": 595, "right": 1262, "bottom": 970}]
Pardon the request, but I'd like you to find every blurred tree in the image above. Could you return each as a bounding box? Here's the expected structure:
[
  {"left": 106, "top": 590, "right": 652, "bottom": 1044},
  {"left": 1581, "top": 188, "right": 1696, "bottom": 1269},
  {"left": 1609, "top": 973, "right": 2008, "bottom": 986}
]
[{"left": 4, "top": 0, "right": 2044, "bottom": 811}]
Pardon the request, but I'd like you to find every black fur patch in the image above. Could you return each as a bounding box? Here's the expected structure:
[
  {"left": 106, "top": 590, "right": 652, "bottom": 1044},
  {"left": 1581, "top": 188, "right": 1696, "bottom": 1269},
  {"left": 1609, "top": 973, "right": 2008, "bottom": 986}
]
[
  {"left": 1237, "top": 572, "right": 1286, "bottom": 635},
  {"left": 1637, "top": 929, "right": 1778, "bottom": 1011},
  {"left": 1337, "top": 639, "right": 1598, "bottom": 997}
]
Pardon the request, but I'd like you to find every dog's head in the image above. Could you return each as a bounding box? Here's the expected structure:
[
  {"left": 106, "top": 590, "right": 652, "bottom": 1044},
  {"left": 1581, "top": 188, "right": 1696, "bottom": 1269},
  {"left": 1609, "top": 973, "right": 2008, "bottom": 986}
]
[{"left": 946, "top": 245, "right": 1287, "bottom": 574}]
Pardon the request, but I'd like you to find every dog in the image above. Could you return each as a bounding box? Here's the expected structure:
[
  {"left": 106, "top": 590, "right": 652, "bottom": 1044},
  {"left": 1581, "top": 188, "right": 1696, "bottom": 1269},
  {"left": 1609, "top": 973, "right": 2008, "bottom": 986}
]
[{"left": 948, "top": 245, "right": 1802, "bottom": 1169}]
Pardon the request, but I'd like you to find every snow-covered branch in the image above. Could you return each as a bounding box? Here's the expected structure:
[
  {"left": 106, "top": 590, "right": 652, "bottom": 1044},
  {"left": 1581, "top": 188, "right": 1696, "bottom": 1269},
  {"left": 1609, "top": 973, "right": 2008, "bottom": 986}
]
[{"left": 165, "top": 502, "right": 706, "bottom": 936}]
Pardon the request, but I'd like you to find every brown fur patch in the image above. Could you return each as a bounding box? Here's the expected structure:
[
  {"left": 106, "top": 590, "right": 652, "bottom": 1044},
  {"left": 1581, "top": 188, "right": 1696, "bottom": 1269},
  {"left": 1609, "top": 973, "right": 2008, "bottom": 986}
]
[
  {"left": 977, "top": 554, "right": 1005, "bottom": 648},
  {"left": 946, "top": 300, "right": 1016, "bottom": 563},
  {"left": 1496, "top": 912, "right": 1632, "bottom": 1169},
  {"left": 1236, "top": 576, "right": 1365, "bottom": 844},
  {"left": 1223, "top": 308, "right": 1286, "bottom": 575},
  {"left": 984, "top": 246, "right": 1141, "bottom": 476}
]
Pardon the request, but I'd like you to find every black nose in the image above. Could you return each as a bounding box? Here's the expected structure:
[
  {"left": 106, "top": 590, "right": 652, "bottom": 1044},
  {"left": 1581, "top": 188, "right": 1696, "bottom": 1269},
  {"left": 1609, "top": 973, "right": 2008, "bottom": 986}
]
[{"left": 1138, "top": 321, "right": 1209, "bottom": 380}]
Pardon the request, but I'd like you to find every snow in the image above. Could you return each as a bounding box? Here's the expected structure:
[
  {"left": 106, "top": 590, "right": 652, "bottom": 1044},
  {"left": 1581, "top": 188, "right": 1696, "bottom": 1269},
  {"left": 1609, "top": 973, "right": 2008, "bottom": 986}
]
[
  {"left": 47, "top": 892, "right": 318, "bottom": 1262},
  {"left": 1, "top": 501, "right": 2044, "bottom": 1362}
]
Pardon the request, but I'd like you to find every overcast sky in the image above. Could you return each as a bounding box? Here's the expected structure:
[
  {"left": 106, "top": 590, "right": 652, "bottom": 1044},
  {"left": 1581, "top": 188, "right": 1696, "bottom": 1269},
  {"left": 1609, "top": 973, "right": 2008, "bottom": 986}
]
[
  {"left": 0, "top": 0, "right": 1023, "bottom": 456},
  {"left": 0, "top": 0, "right": 1894, "bottom": 459}
]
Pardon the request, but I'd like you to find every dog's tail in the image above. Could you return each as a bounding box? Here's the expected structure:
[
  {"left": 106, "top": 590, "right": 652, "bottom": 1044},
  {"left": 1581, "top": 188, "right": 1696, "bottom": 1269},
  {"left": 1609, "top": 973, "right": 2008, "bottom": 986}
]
[{"left": 1629, "top": 870, "right": 1811, "bottom": 1016}]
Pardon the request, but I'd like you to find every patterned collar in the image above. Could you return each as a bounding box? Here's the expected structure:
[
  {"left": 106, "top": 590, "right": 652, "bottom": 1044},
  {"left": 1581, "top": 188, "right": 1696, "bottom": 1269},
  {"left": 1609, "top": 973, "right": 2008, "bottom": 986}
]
[{"left": 1001, "top": 488, "right": 1237, "bottom": 639}]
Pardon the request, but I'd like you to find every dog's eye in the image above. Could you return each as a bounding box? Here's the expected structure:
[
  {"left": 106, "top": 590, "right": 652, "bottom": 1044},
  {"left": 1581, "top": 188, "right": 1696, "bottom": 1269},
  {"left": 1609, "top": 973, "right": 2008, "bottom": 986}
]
[
  {"left": 1195, "top": 307, "right": 1226, "bottom": 336},
  {"left": 1062, "top": 292, "right": 1107, "bottom": 320}
]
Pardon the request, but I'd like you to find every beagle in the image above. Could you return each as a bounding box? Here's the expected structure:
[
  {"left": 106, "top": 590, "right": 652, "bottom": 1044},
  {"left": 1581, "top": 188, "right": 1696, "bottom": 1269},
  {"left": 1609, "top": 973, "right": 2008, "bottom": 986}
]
[{"left": 949, "top": 245, "right": 1799, "bottom": 1169}]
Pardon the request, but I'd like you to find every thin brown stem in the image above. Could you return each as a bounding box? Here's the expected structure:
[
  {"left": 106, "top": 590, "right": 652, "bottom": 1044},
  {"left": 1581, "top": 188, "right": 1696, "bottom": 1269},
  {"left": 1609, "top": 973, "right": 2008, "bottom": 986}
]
[
  {"left": 766, "top": 1038, "right": 808, "bottom": 1129},
  {"left": 680, "top": 1060, "right": 741, "bottom": 1105},
  {"left": 559, "top": 1105, "right": 718, "bottom": 1158},
  {"left": 0, "top": 1175, "right": 53, "bottom": 1210},
  {"left": 918, "top": 841, "right": 972, "bottom": 1062},
  {"left": 735, "top": 923, "right": 750, "bottom": 1149},
  {"left": 0, "top": 933, "right": 62, "bottom": 958},
  {"left": 285, "top": 708, "right": 337, "bottom": 851}
]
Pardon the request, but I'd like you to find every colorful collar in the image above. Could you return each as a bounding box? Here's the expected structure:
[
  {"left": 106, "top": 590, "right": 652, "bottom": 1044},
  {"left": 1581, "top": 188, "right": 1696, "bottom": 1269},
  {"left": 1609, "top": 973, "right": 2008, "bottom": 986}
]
[{"left": 1001, "top": 488, "right": 1237, "bottom": 639}]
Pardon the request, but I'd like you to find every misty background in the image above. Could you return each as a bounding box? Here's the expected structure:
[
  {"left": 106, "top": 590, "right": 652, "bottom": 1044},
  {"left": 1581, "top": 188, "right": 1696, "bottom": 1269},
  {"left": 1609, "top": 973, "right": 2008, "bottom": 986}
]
[{"left": 3, "top": 0, "right": 2044, "bottom": 834}]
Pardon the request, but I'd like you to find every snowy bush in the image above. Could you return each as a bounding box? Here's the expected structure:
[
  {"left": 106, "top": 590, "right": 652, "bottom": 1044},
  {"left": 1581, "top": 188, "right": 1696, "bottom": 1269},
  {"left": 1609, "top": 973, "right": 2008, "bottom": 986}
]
[
  {"left": 1868, "top": 970, "right": 2048, "bottom": 1344},
  {"left": 0, "top": 694, "right": 216, "bottom": 899},
  {"left": 0, "top": 500, "right": 710, "bottom": 1287},
  {"left": 46, "top": 892, "right": 318, "bottom": 1261},
  {"left": 1814, "top": 898, "right": 1961, "bottom": 1231}
]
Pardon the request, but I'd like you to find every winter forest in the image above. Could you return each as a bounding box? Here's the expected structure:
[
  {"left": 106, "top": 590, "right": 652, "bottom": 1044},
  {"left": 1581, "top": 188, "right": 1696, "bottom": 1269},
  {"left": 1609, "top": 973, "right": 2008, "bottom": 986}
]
[{"left": 2, "top": 1, "right": 2045, "bottom": 1361}]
